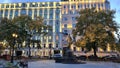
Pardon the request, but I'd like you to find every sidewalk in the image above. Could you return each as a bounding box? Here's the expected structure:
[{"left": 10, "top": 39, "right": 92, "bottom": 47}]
[{"left": 28, "top": 60, "right": 120, "bottom": 68}]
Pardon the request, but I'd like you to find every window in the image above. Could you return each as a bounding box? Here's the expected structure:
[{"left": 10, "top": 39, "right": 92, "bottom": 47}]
[
  {"left": 78, "top": 4, "right": 82, "bottom": 9},
  {"left": 98, "top": 3, "right": 101, "bottom": 8},
  {"left": 39, "top": 14, "right": 42, "bottom": 17},
  {"left": 35, "top": 3, "right": 38, "bottom": 7},
  {"left": 49, "top": 13, "right": 53, "bottom": 19},
  {"left": 63, "top": 17, "right": 67, "bottom": 21},
  {"left": 44, "top": 3, "right": 48, "bottom": 7},
  {"left": 94, "top": 3, "right": 96, "bottom": 7},
  {"left": 72, "top": 17, "right": 76, "bottom": 21},
  {"left": 49, "top": 2, "right": 53, "bottom": 7},
  {"left": 49, "top": 44, "right": 52, "bottom": 48},
  {"left": 64, "top": 5, "right": 66, "bottom": 8},
  {"left": 69, "top": 10, "right": 73, "bottom": 14},
  {"left": 49, "top": 8, "right": 53, "bottom": 14},
  {"left": 21, "top": 9, "right": 26, "bottom": 15},
  {"left": 64, "top": 30, "right": 67, "bottom": 33},
  {"left": 22, "top": 3, "right": 27, "bottom": 7},
  {"left": 71, "top": 5, "right": 73, "bottom": 8},
  {"left": 74, "top": 10, "right": 78, "bottom": 14},
  {"left": 101, "top": 3, "right": 104, "bottom": 7},
  {"left": 84, "top": 4, "right": 86, "bottom": 8},
  {"left": 49, "top": 9, "right": 54, "bottom": 19},
  {"left": 73, "top": 24, "right": 76, "bottom": 27},
  {"left": 10, "top": 10, "right": 13, "bottom": 17},
  {"left": 39, "top": 9, "right": 42, "bottom": 14},
  {"left": 6, "top": 5, "right": 9, "bottom": 8},
  {"left": 55, "top": 20, "right": 60, "bottom": 32},
  {"left": 30, "top": 3, "right": 37, "bottom": 7},
  {"left": 11, "top": 5, "right": 14, "bottom": 8},
  {"left": 39, "top": 3, "right": 42, "bottom": 7},
  {"left": 44, "top": 9, "right": 47, "bottom": 14},
  {"left": 56, "top": 15, "right": 59, "bottom": 19},
  {"left": 34, "top": 9, "right": 37, "bottom": 17},
  {"left": 56, "top": 9, "right": 60, "bottom": 14},
  {"left": 56, "top": 20, "right": 59, "bottom": 25},
  {"left": 71, "top": 4, "right": 76, "bottom": 9},
  {"left": 78, "top": 5, "right": 80, "bottom": 8},
  {"left": 87, "top": 4, "right": 90, "bottom": 8},
  {"left": 56, "top": 44, "right": 58, "bottom": 48},
  {"left": 64, "top": 24, "right": 67, "bottom": 28},
  {"left": 44, "top": 14, "right": 47, "bottom": 19},
  {"left": 56, "top": 3, "right": 61, "bottom": 6},
  {"left": 0, "top": 10, "right": 3, "bottom": 17},
  {"left": 1, "top": 4, "right": 4, "bottom": 8},
  {"left": 73, "top": 4, "right": 76, "bottom": 8},
  {"left": 49, "top": 20, "right": 53, "bottom": 26},
  {"left": 16, "top": 4, "right": 19, "bottom": 8},
  {"left": 5, "top": 10, "right": 8, "bottom": 17},
  {"left": 44, "top": 44, "right": 46, "bottom": 48},
  {"left": 28, "top": 10, "right": 32, "bottom": 17}
]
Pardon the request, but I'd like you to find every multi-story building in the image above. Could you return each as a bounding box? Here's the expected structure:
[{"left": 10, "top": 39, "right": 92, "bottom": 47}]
[
  {"left": 61, "top": 0, "right": 110, "bottom": 52},
  {"left": 0, "top": 0, "right": 110, "bottom": 57}
]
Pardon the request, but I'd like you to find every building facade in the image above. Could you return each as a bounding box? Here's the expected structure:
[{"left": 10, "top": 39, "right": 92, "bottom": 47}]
[
  {"left": 0, "top": 0, "right": 110, "bottom": 57},
  {"left": 61, "top": 0, "right": 110, "bottom": 52}
]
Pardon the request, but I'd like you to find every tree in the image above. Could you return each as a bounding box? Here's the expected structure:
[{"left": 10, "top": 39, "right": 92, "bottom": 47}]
[
  {"left": 31, "top": 16, "right": 51, "bottom": 49},
  {"left": 0, "top": 17, "right": 19, "bottom": 55},
  {"left": 0, "top": 42, "right": 6, "bottom": 55},
  {"left": 72, "top": 8, "right": 118, "bottom": 57},
  {"left": 0, "top": 15, "right": 51, "bottom": 58},
  {"left": 12, "top": 15, "right": 33, "bottom": 58},
  {"left": 12, "top": 15, "right": 51, "bottom": 57},
  {"left": 66, "top": 34, "right": 73, "bottom": 49}
]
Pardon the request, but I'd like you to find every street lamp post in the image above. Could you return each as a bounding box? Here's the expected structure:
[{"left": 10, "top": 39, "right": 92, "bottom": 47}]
[
  {"left": 28, "top": 38, "right": 31, "bottom": 58},
  {"left": 49, "top": 44, "right": 52, "bottom": 59},
  {"left": 11, "top": 33, "right": 18, "bottom": 63}
]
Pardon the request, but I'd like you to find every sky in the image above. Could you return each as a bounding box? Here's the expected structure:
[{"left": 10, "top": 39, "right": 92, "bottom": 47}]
[{"left": 0, "top": 0, "right": 120, "bottom": 24}]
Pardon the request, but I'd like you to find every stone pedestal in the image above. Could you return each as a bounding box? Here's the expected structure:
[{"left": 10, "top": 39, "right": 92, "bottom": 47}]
[{"left": 62, "top": 50, "right": 85, "bottom": 64}]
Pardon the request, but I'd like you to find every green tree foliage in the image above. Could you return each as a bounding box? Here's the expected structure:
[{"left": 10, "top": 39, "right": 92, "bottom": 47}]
[
  {"left": 72, "top": 8, "right": 118, "bottom": 56},
  {"left": 0, "top": 18, "right": 19, "bottom": 46},
  {"left": 0, "top": 15, "right": 51, "bottom": 50},
  {"left": 0, "top": 43, "right": 6, "bottom": 55},
  {"left": 116, "top": 43, "right": 120, "bottom": 52}
]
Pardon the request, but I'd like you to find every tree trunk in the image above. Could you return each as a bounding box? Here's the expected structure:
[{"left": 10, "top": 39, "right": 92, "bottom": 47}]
[
  {"left": 93, "top": 42, "right": 97, "bottom": 57},
  {"left": 10, "top": 45, "right": 11, "bottom": 56},
  {"left": 68, "top": 43, "right": 71, "bottom": 50},
  {"left": 28, "top": 45, "right": 31, "bottom": 58}
]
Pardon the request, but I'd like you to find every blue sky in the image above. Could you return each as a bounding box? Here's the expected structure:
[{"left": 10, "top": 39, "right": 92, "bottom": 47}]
[{"left": 0, "top": 0, "right": 120, "bottom": 24}]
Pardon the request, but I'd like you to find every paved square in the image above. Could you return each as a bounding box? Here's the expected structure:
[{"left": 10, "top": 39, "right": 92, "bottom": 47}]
[{"left": 28, "top": 60, "right": 120, "bottom": 68}]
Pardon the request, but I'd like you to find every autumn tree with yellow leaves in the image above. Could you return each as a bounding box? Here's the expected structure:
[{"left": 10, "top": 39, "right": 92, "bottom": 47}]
[{"left": 73, "top": 8, "right": 118, "bottom": 57}]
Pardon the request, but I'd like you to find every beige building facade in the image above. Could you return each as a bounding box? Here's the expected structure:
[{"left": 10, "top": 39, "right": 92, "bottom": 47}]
[{"left": 0, "top": 0, "right": 110, "bottom": 57}]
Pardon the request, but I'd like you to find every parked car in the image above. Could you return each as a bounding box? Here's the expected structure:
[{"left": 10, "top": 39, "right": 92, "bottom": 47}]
[
  {"left": 76, "top": 55, "right": 87, "bottom": 61},
  {"left": 52, "top": 54, "right": 62, "bottom": 59},
  {"left": 103, "top": 55, "right": 118, "bottom": 61},
  {"left": 52, "top": 54, "right": 63, "bottom": 63}
]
